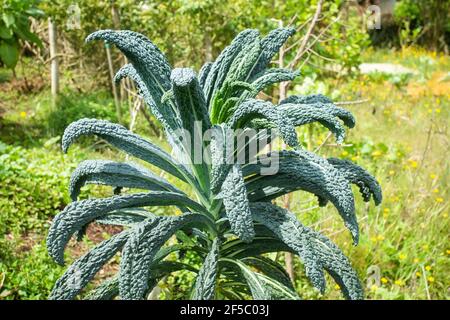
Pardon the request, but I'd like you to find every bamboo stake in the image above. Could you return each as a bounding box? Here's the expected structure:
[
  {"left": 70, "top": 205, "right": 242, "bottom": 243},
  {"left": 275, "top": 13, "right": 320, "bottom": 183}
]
[
  {"left": 110, "top": 1, "right": 130, "bottom": 105},
  {"left": 277, "top": 19, "right": 296, "bottom": 283},
  {"left": 105, "top": 41, "right": 122, "bottom": 123},
  {"left": 275, "top": 0, "right": 324, "bottom": 283}
]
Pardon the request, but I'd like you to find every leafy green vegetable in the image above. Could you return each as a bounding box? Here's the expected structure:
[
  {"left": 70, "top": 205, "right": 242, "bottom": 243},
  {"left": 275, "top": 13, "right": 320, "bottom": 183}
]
[{"left": 46, "top": 27, "right": 381, "bottom": 300}]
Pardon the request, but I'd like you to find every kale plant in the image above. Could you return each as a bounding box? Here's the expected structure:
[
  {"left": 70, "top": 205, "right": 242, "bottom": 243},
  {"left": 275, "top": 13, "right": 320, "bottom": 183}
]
[{"left": 46, "top": 27, "right": 382, "bottom": 300}]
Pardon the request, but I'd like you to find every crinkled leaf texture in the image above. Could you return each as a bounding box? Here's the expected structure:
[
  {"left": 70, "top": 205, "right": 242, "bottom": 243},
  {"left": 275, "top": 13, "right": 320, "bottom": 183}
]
[
  {"left": 46, "top": 27, "right": 381, "bottom": 301},
  {"left": 69, "top": 160, "right": 180, "bottom": 201},
  {"left": 62, "top": 118, "right": 193, "bottom": 183},
  {"left": 250, "top": 202, "right": 364, "bottom": 300},
  {"left": 86, "top": 30, "right": 183, "bottom": 149},
  {"left": 47, "top": 191, "right": 207, "bottom": 265},
  {"left": 229, "top": 98, "right": 299, "bottom": 149},
  {"left": 119, "top": 213, "right": 211, "bottom": 300},
  {"left": 192, "top": 238, "right": 220, "bottom": 300},
  {"left": 244, "top": 150, "right": 360, "bottom": 243},
  {"left": 49, "top": 231, "right": 129, "bottom": 300},
  {"left": 218, "top": 164, "right": 255, "bottom": 243}
]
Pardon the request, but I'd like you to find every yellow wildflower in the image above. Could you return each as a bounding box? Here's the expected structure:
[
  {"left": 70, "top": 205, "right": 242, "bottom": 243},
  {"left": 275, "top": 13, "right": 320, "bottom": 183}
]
[
  {"left": 334, "top": 284, "right": 340, "bottom": 290},
  {"left": 389, "top": 170, "right": 395, "bottom": 176},
  {"left": 20, "top": 111, "right": 27, "bottom": 118},
  {"left": 370, "top": 284, "right": 378, "bottom": 291},
  {"left": 409, "top": 160, "right": 418, "bottom": 168},
  {"left": 432, "top": 188, "right": 439, "bottom": 193},
  {"left": 399, "top": 253, "right": 407, "bottom": 260},
  {"left": 341, "top": 150, "right": 349, "bottom": 157},
  {"left": 101, "top": 232, "right": 109, "bottom": 240},
  {"left": 446, "top": 249, "right": 450, "bottom": 255},
  {"left": 351, "top": 156, "right": 358, "bottom": 161},
  {"left": 413, "top": 258, "right": 419, "bottom": 263},
  {"left": 436, "top": 108, "right": 441, "bottom": 114},
  {"left": 436, "top": 197, "right": 444, "bottom": 203},
  {"left": 416, "top": 272, "right": 421, "bottom": 277},
  {"left": 371, "top": 150, "right": 382, "bottom": 157},
  {"left": 429, "top": 173, "right": 437, "bottom": 179},
  {"left": 381, "top": 277, "right": 388, "bottom": 284},
  {"left": 443, "top": 212, "right": 448, "bottom": 218},
  {"left": 394, "top": 279, "right": 404, "bottom": 286},
  {"left": 425, "top": 265, "right": 432, "bottom": 271},
  {"left": 427, "top": 276, "right": 434, "bottom": 283},
  {"left": 422, "top": 244, "right": 429, "bottom": 251},
  {"left": 377, "top": 235, "right": 385, "bottom": 241}
]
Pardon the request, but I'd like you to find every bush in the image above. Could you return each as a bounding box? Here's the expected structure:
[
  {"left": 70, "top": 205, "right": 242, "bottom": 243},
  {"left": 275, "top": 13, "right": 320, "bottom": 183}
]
[
  {"left": 46, "top": 90, "right": 118, "bottom": 136},
  {"left": 0, "top": 239, "right": 65, "bottom": 299},
  {"left": 0, "top": 140, "right": 86, "bottom": 235},
  {"left": 395, "top": 0, "right": 449, "bottom": 51},
  {"left": 0, "top": 140, "right": 95, "bottom": 299},
  {"left": 370, "top": 0, "right": 450, "bottom": 51}
]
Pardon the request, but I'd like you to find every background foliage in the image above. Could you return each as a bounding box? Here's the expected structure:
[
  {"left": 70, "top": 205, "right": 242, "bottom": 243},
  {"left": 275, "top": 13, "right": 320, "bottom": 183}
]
[
  {"left": 0, "top": 0, "right": 43, "bottom": 69},
  {"left": 0, "top": 0, "right": 448, "bottom": 300}
]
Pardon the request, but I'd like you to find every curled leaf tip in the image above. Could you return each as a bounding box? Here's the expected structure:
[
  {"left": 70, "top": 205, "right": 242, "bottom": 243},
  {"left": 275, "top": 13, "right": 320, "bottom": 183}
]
[
  {"left": 85, "top": 29, "right": 114, "bottom": 43},
  {"left": 171, "top": 68, "right": 197, "bottom": 86}
]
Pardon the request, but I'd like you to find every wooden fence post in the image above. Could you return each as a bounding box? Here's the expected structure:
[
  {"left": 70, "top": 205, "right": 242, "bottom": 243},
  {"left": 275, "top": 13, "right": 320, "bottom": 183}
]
[{"left": 48, "top": 18, "right": 59, "bottom": 107}]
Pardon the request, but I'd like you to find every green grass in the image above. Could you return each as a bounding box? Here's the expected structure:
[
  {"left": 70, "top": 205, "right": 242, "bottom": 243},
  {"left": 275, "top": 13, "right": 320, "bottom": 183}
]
[
  {"left": 0, "top": 47, "right": 448, "bottom": 300},
  {"left": 285, "top": 47, "right": 449, "bottom": 300},
  {"left": 0, "top": 239, "right": 65, "bottom": 300}
]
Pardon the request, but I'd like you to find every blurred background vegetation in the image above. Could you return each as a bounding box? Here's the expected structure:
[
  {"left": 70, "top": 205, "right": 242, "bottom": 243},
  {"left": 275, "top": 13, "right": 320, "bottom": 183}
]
[{"left": 0, "top": 0, "right": 448, "bottom": 300}]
